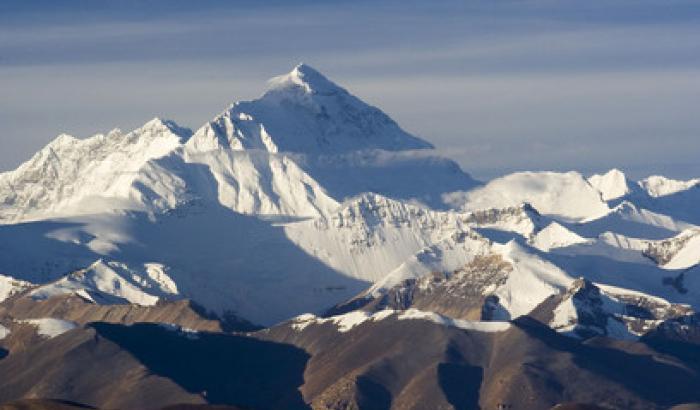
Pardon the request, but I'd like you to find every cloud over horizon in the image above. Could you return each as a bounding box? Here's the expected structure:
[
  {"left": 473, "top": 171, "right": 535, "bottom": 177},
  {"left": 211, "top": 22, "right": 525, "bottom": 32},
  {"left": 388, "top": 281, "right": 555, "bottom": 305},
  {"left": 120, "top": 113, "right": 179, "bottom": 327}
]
[{"left": 1, "top": 0, "right": 699, "bottom": 180}]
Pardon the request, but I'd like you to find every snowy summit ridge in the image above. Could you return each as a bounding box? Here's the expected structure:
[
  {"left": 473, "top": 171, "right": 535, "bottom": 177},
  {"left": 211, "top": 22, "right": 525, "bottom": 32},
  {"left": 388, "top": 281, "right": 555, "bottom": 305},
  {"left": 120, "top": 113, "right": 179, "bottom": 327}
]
[
  {"left": 266, "top": 63, "right": 341, "bottom": 95},
  {"left": 187, "top": 63, "right": 433, "bottom": 154},
  {"left": 0, "top": 64, "right": 698, "bottom": 331}
]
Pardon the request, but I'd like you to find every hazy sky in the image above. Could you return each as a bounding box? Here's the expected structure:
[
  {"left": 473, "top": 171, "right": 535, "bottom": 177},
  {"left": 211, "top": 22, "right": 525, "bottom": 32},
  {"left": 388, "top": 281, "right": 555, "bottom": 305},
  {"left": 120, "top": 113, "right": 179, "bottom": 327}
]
[{"left": 1, "top": 0, "right": 699, "bottom": 181}]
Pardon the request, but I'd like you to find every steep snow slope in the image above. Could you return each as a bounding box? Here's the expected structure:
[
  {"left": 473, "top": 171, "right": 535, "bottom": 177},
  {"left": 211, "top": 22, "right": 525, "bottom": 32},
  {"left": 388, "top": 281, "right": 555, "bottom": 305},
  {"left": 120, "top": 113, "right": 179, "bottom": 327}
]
[
  {"left": 184, "top": 149, "right": 340, "bottom": 217},
  {"left": 286, "top": 196, "right": 544, "bottom": 287},
  {"left": 454, "top": 171, "right": 610, "bottom": 222},
  {"left": 0, "top": 119, "right": 189, "bottom": 223},
  {"left": 489, "top": 241, "right": 574, "bottom": 319},
  {"left": 284, "top": 193, "right": 476, "bottom": 282},
  {"left": 131, "top": 148, "right": 340, "bottom": 218}
]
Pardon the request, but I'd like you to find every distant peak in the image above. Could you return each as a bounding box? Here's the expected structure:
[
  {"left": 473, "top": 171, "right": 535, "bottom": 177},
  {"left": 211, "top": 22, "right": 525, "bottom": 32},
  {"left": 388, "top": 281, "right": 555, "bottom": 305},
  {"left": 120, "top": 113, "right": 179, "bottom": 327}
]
[
  {"left": 46, "top": 133, "right": 78, "bottom": 150},
  {"left": 639, "top": 175, "right": 700, "bottom": 197},
  {"left": 291, "top": 62, "right": 323, "bottom": 80},
  {"left": 588, "top": 168, "right": 630, "bottom": 201},
  {"left": 266, "top": 63, "right": 343, "bottom": 95},
  {"left": 142, "top": 117, "right": 173, "bottom": 131},
  {"left": 140, "top": 117, "right": 192, "bottom": 139},
  {"left": 604, "top": 168, "right": 626, "bottom": 178}
]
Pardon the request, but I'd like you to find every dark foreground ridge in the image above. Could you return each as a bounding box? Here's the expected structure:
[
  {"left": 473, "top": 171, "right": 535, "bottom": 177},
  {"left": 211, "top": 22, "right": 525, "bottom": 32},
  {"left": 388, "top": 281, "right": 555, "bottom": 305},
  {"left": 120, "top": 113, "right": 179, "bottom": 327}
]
[{"left": 2, "top": 309, "right": 699, "bottom": 410}]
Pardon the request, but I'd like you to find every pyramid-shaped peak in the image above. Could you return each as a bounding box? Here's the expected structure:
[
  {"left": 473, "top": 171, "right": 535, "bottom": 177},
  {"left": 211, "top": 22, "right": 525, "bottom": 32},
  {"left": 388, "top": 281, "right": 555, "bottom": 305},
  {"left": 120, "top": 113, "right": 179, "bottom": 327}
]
[
  {"left": 266, "top": 63, "right": 344, "bottom": 95},
  {"left": 141, "top": 117, "right": 177, "bottom": 132},
  {"left": 48, "top": 133, "right": 78, "bottom": 148},
  {"left": 138, "top": 117, "right": 192, "bottom": 140},
  {"left": 292, "top": 62, "right": 319, "bottom": 75},
  {"left": 588, "top": 168, "right": 630, "bottom": 201},
  {"left": 189, "top": 62, "right": 434, "bottom": 155}
]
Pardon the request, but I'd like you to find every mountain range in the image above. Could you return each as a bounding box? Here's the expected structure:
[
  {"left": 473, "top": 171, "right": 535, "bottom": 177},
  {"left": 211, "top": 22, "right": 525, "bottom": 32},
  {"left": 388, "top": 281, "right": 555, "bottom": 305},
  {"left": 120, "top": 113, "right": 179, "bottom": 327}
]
[{"left": 0, "top": 64, "right": 699, "bottom": 410}]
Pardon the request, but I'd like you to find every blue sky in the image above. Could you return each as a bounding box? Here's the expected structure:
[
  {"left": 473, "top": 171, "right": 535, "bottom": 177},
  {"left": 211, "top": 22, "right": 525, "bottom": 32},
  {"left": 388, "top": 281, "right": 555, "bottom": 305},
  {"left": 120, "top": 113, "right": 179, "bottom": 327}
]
[{"left": 1, "top": 0, "right": 699, "bottom": 180}]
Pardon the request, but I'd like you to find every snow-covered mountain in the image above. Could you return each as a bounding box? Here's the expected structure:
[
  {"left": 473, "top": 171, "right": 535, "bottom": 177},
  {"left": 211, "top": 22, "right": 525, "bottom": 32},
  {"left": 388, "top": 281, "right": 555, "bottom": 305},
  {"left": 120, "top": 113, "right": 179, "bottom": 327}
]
[
  {"left": 188, "top": 64, "right": 433, "bottom": 154},
  {"left": 0, "top": 64, "right": 698, "bottom": 335},
  {"left": 0, "top": 119, "right": 189, "bottom": 222},
  {"left": 451, "top": 171, "right": 611, "bottom": 222},
  {"left": 2, "top": 63, "right": 700, "bottom": 410}
]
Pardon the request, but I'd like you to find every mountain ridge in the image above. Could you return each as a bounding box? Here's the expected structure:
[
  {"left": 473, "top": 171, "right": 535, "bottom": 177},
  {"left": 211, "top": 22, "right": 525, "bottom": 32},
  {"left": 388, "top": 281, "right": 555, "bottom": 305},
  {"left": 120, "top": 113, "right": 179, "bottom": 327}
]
[
  {"left": 1, "top": 64, "right": 700, "bottom": 410},
  {"left": 0, "top": 64, "right": 698, "bottom": 327}
]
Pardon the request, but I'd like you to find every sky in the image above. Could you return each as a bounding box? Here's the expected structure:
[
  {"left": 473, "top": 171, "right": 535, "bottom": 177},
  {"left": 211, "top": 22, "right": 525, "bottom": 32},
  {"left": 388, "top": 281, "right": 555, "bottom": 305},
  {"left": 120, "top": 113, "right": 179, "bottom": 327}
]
[{"left": 1, "top": 0, "right": 699, "bottom": 181}]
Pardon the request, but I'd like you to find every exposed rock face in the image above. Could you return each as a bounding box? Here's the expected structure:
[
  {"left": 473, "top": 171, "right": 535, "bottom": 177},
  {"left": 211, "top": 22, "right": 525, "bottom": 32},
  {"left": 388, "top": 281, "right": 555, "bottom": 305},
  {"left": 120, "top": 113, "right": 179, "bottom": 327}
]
[
  {"left": 343, "top": 254, "right": 513, "bottom": 321},
  {"left": 643, "top": 230, "right": 698, "bottom": 265},
  {"left": 529, "top": 278, "right": 695, "bottom": 341}
]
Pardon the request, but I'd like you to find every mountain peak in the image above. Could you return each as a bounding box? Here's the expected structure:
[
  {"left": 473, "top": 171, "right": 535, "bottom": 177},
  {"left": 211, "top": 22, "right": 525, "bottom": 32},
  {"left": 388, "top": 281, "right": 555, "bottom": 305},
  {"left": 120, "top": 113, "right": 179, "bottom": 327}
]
[
  {"left": 588, "top": 168, "right": 630, "bottom": 201},
  {"left": 639, "top": 175, "right": 700, "bottom": 198},
  {"left": 291, "top": 62, "right": 321, "bottom": 78},
  {"left": 188, "top": 64, "right": 433, "bottom": 155},
  {"left": 46, "top": 133, "right": 78, "bottom": 149},
  {"left": 266, "top": 63, "right": 343, "bottom": 95},
  {"left": 139, "top": 117, "right": 191, "bottom": 139},
  {"left": 143, "top": 117, "right": 169, "bottom": 129}
]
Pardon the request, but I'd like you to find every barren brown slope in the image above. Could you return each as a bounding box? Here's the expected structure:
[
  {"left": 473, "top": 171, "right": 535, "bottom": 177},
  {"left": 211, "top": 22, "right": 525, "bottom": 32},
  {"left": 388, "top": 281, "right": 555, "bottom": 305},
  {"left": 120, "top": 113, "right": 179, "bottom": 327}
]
[
  {"left": 0, "top": 294, "right": 229, "bottom": 356},
  {"left": 0, "top": 322, "right": 310, "bottom": 410},
  {"left": 259, "top": 313, "right": 700, "bottom": 410},
  {"left": 0, "top": 326, "right": 202, "bottom": 409},
  {"left": 1, "top": 308, "right": 698, "bottom": 409},
  {"left": 0, "top": 294, "right": 224, "bottom": 332}
]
